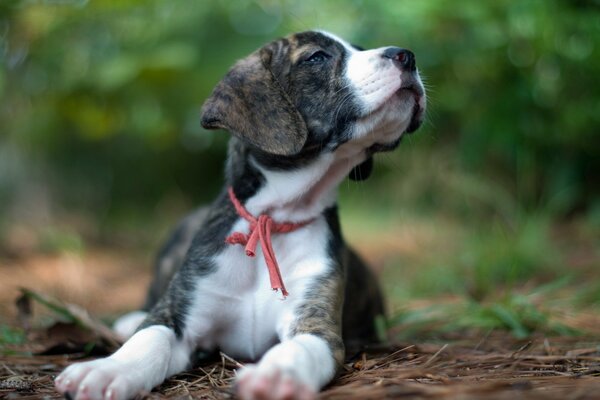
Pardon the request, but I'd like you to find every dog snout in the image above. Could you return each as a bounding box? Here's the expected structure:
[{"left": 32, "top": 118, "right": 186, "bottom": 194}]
[{"left": 382, "top": 47, "right": 416, "bottom": 72}]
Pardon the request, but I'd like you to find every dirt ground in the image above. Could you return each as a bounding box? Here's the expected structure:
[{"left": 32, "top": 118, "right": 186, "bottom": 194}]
[
  {"left": 1, "top": 249, "right": 599, "bottom": 399},
  {"left": 2, "top": 332, "right": 600, "bottom": 399}
]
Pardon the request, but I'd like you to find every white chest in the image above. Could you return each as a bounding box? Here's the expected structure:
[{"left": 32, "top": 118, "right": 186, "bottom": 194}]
[{"left": 183, "top": 217, "right": 333, "bottom": 360}]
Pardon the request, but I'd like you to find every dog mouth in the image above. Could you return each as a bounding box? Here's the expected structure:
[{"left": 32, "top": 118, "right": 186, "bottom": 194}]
[
  {"left": 362, "top": 82, "right": 425, "bottom": 155},
  {"left": 397, "top": 83, "right": 425, "bottom": 134}
]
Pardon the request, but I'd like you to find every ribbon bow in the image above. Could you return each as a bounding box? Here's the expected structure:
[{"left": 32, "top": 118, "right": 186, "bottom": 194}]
[{"left": 225, "top": 187, "right": 312, "bottom": 297}]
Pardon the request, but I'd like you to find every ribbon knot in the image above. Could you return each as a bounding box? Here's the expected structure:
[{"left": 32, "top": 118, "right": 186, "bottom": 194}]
[{"left": 225, "top": 187, "right": 312, "bottom": 298}]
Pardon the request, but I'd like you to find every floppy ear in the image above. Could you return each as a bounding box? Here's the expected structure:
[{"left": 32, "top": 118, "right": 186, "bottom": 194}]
[
  {"left": 200, "top": 44, "right": 308, "bottom": 156},
  {"left": 349, "top": 156, "right": 373, "bottom": 181}
]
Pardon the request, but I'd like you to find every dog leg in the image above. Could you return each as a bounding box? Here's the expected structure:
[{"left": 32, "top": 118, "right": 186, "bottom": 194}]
[
  {"left": 55, "top": 325, "right": 191, "bottom": 400},
  {"left": 236, "top": 333, "right": 340, "bottom": 400},
  {"left": 236, "top": 272, "right": 345, "bottom": 400},
  {"left": 112, "top": 310, "right": 148, "bottom": 341}
]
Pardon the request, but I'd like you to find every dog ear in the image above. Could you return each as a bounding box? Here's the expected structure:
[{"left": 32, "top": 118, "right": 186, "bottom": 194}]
[
  {"left": 349, "top": 156, "right": 373, "bottom": 181},
  {"left": 200, "top": 44, "right": 308, "bottom": 156}
]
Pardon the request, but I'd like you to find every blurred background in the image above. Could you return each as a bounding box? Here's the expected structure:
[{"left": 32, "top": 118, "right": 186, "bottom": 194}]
[{"left": 0, "top": 0, "right": 599, "bottom": 339}]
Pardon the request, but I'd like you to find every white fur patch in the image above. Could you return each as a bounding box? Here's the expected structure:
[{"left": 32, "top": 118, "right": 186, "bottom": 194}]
[
  {"left": 113, "top": 310, "right": 148, "bottom": 341},
  {"left": 318, "top": 30, "right": 356, "bottom": 53},
  {"left": 236, "top": 333, "right": 335, "bottom": 398},
  {"left": 181, "top": 216, "right": 333, "bottom": 361},
  {"left": 347, "top": 49, "right": 401, "bottom": 114},
  {"left": 55, "top": 326, "right": 192, "bottom": 400}
]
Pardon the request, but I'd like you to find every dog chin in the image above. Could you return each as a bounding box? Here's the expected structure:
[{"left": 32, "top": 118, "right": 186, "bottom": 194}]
[
  {"left": 394, "top": 88, "right": 424, "bottom": 134},
  {"left": 406, "top": 114, "right": 423, "bottom": 133},
  {"left": 362, "top": 96, "right": 422, "bottom": 154},
  {"left": 366, "top": 137, "right": 402, "bottom": 154}
]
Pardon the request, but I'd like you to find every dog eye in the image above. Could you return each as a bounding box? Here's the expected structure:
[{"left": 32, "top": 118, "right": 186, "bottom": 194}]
[{"left": 302, "top": 50, "right": 330, "bottom": 65}]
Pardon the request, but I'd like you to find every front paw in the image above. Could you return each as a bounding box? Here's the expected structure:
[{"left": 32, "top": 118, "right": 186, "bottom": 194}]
[
  {"left": 55, "top": 359, "right": 138, "bottom": 400},
  {"left": 236, "top": 364, "right": 316, "bottom": 400}
]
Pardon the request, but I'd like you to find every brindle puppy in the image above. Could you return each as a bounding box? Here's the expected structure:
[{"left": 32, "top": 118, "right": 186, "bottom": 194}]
[{"left": 55, "top": 30, "right": 426, "bottom": 400}]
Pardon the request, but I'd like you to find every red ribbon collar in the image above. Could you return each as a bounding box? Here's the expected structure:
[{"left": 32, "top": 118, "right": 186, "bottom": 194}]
[{"left": 225, "top": 187, "right": 312, "bottom": 298}]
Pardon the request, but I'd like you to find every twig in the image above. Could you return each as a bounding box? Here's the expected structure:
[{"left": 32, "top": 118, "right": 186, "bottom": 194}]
[
  {"left": 220, "top": 351, "right": 244, "bottom": 368},
  {"left": 422, "top": 344, "right": 448, "bottom": 368}
]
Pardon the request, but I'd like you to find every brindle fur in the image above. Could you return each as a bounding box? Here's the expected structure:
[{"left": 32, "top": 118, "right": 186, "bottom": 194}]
[
  {"left": 142, "top": 155, "right": 385, "bottom": 351},
  {"left": 54, "top": 30, "right": 427, "bottom": 400},
  {"left": 141, "top": 31, "right": 387, "bottom": 361}
]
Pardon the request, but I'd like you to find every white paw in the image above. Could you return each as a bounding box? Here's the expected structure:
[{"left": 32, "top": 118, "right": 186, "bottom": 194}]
[
  {"left": 55, "top": 358, "right": 140, "bottom": 400},
  {"left": 235, "top": 364, "right": 316, "bottom": 400}
]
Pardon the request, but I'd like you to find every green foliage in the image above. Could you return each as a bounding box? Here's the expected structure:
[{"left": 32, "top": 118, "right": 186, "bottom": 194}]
[
  {"left": 378, "top": 206, "right": 563, "bottom": 302},
  {"left": 38, "top": 227, "right": 85, "bottom": 254},
  {"left": 19, "top": 288, "right": 77, "bottom": 324},
  {"left": 0, "top": 324, "right": 25, "bottom": 346},
  {"left": 0, "top": 324, "right": 28, "bottom": 356},
  {"left": 0, "top": 0, "right": 598, "bottom": 337},
  {"left": 456, "top": 295, "right": 579, "bottom": 339},
  {"left": 390, "top": 289, "right": 580, "bottom": 340},
  {"left": 461, "top": 216, "right": 560, "bottom": 300},
  {"left": 0, "top": 0, "right": 598, "bottom": 225}
]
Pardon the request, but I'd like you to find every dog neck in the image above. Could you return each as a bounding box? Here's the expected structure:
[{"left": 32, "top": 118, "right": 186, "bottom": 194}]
[{"left": 226, "top": 138, "right": 369, "bottom": 223}]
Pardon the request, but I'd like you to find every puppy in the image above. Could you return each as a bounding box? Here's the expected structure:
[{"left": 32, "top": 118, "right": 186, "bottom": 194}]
[{"left": 55, "top": 30, "right": 426, "bottom": 400}]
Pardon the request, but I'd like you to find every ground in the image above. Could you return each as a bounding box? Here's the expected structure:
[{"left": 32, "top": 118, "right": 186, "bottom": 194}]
[
  {"left": 2, "top": 328, "right": 600, "bottom": 399},
  {"left": 1, "top": 219, "right": 599, "bottom": 399}
]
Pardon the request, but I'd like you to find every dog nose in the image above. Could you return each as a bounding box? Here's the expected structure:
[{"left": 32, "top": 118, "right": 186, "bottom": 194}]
[{"left": 382, "top": 47, "right": 416, "bottom": 72}]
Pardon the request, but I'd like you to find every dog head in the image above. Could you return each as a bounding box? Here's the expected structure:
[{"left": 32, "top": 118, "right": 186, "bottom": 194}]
[{"left": 201, "top": 31, "right": 426, "bottom": 177}]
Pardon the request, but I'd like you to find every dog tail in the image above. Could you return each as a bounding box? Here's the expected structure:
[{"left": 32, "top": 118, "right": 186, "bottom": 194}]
[{"left": 113, "top": 310, "right": 148, "bottom": 341}]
